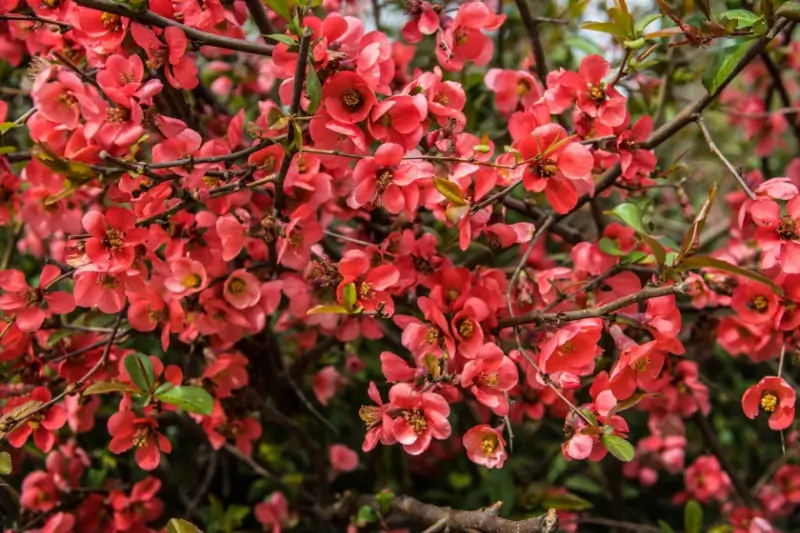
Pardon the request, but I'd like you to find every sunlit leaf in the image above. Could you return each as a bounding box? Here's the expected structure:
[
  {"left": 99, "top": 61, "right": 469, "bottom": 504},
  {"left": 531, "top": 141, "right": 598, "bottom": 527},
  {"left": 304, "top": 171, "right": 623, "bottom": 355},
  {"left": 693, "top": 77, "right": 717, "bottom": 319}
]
[
  {"left": 601, "top": 434, "right": 635, "bottom": 462},
  {"left": 684, "top": 500, "right": 703, "bottom": 533},
  {"left": 167, "top": 518, "right": 202, "bottom": 533},
  {"left": 434, "top": 177, "right": 467, "bottom": 206},
  {"left": 702, "top": 40, "right": 751, "bottom": 95},
  {"left": 123, "top": 353, "right": 155, "bottom": 394},
  {"left": 0, "top": 451, "right": 11, "bottom": 475},
  {"left": 307, "top": 304, "right": 351, "bottom": 315},
  {"left": 156, "top": 385, "right": 214, "bottom": 415}
]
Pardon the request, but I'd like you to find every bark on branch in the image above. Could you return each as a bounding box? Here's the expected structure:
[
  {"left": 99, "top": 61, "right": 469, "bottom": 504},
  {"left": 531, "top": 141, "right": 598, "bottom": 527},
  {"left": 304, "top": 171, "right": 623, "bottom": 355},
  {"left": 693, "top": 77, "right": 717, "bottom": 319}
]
[{"left": 390, "top": 496, "right": 558, "bottom": 533}]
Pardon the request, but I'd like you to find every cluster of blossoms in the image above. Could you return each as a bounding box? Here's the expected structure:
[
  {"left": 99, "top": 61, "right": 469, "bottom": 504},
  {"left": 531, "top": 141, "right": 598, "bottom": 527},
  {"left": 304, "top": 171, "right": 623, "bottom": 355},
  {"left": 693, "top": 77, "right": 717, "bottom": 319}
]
[{"left": 0, "top": 0, "right": 799, "bottom": 530}]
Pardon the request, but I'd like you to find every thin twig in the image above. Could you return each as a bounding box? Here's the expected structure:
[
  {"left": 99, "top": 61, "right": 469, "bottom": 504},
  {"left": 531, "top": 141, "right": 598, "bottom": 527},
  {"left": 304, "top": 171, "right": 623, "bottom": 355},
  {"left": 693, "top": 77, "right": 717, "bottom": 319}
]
[
  {"left": 695, "top": 115, "right": 755, "bottom": 200},
  {"left": 0, "top": 13, "right": 72, "bottom": 30}
]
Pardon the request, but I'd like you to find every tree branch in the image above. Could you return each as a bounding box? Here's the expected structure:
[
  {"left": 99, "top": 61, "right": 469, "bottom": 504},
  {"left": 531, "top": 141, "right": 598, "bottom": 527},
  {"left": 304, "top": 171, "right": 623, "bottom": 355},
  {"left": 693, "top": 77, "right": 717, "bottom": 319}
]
[
  {"left": 71, "top": 0, "right": 275, "bottom": 56},
  {"left": 389, "top": 496, "right": 558, "bottom": 533},
  {"left": 759, "top": 51, "right": 800, "bottom": 146},
  {"left": 514, "top": 0, "right": 548, "bottom": 85},
  {"left": 694, "top": 116, "right": 755, "bottom": 200},
  {"left": 243, "top": 0, "right": 274, "bottom": 36},
  {"left": 498, "top": 283, "right": 686, "bottom": 329}
]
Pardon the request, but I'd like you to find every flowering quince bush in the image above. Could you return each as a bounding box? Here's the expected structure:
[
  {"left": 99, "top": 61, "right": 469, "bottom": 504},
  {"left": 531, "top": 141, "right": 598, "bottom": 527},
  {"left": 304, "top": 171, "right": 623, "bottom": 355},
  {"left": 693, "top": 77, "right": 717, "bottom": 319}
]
[{"left": 3, "top": 0, "right": 800, "bottom": 531}]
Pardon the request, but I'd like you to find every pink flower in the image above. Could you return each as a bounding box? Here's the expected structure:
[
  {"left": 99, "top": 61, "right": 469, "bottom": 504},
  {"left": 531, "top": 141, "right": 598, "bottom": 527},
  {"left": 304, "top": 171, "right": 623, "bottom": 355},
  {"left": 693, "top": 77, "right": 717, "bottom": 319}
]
[
  {"left": 389, "top": 382, "right": 451, "bottom": 455},
  {"left": 73, "top": 268, "right": 142, "bottom": 314},
  {"left": 163, "top": 258, "right": 209, "bottom": 297},
  {"left": 485, "top": 69, "right": 542, "bottom": 114},
  {"left": 314, "top": 366, "right": 345, "bottom": 406},
  {"left": 617, "top": 116, "right": 657, "bottom": 179},
  {"left": 6, "top": 387, "right": 67, "bottom": 453},
  {"left": 731, "top": 280, "right": 779, "bottom": 324},
  {"left": 750, "top": 196, "right": 800, "bottom": 273},
  {"left": 216, "top": 214, "right": 247, "bottom": 261},
  {"left": 202, "top": 353, "right": 250, "bottom": 398},
  {"left": 359, "top": 381, "right": 397, "bottom": 452},
  {"left": 33, "top": 71, "right": 96, "bottom": 131},
  {"left": 367, "top": 95, "right": 426, "bottom": 150},
  {"left": 0, "top": 266, "right": 75, "bottom": 332},
  {"left": 82, "top": 207, "right": 148, "bottom": 273},
  {"left": 130, "top": 24, "right": 198, "bottom": 90},
  {"left": 460, "top": 343, "right": 519, "bottom": 416},
  {"left": 519, "top": 123, "right": 594, "bottom": 214},
  {"left": 223, "top": 269, "right": 261, "bottom": 310},
  {"left": 351, "top": 143, "right": 418, "bottom": 216},
  {"left": 558, "top": 55, "right": 627, "bottom": 128},
  {"left": 329, "top": 444, "right": 359, "bottom": 475},
  {"left": 539, "top": 318, "right": 603, "bottom": 375},
  {"left": 435, "top": 2, "right": 504, "bottom": 71},
  {"left": 742, "top": 376, "right": 796, "bottom": 430},
  {"left": 380, "top": 351, "right": 419, "bottom": 383},
  {"left": 255, "top": 492, "right": 288, "bottom": 533},
  {"left": 683, "top": 455, "right": 732, "bottom": 504},
  {"left": 109, "top": 477, "right": 163, "bottom": 532},
  {"left": 107, "top": 411, "right": 172, "bottom": 471},
  {"left": 451, "top": 297, "right": 489, "bottom": 359},
  {"left": 463, "top": 424, "right": 507, "bottom": 468},
  {"left": 338, "top": 249, "right": 400, "bottom": 317},
  {"left": 322, "top": 71, "right": 377, "bottom": 124}
]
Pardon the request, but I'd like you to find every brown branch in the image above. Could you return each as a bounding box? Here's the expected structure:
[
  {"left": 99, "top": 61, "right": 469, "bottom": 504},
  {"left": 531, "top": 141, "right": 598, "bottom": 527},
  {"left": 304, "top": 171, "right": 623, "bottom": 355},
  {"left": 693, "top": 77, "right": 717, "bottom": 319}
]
[
  {"left": 389, "top": 496, "right": 558, "bottom": 533},
  {"left": 243, "top": 0, "right": 274, "bottom": 36},
  {"left": 0, "top": 13, "right": 72, "bottom": 30},
  {"left": 694, "top": 116, "right": 755, "bottom": 200},
  {"left": 514, "top": 0, "right": 548, "bottom": 85},
  {"left": 71, "top": 0, "right": 275, "bottom": 56},
  {"left": 498, "top": 283, "right": 686, "bottom": 329},
  {"left": 760, "top": 51, "right": 800, "bottom": 145},
  {"left": 273, "top": 28, "right": 312, "bottom": 216}
]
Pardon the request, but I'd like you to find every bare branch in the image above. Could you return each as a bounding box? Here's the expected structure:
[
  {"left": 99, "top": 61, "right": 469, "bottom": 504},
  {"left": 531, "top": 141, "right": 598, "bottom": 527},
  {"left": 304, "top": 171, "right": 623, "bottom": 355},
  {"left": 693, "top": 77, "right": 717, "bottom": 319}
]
[{"left": 694, "top": 116, "right": 755, "bottom": 200}]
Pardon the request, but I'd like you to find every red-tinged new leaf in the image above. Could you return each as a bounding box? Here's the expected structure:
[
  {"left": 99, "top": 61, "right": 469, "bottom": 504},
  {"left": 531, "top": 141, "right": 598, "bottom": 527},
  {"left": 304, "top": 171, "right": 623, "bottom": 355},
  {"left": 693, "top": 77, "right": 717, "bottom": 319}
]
[{"left": 674, "top": 182, "right": 718, "bottom": 267}]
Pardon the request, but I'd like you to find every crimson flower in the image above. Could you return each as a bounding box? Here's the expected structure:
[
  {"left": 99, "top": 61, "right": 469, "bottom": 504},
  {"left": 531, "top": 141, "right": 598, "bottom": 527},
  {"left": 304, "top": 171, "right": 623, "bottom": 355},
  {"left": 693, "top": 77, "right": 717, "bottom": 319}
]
[
  {"left": 107, "top": 410, "right": 172, "bottom": 471},
  {"left": 389, "top": 382, "right": 451, "bottom": 455},
  {"left": 742, "top": 376, "right": 796, "bottom": 430},
  {"left": 0, "top": 266, "right": 75, "bottom": 332}
]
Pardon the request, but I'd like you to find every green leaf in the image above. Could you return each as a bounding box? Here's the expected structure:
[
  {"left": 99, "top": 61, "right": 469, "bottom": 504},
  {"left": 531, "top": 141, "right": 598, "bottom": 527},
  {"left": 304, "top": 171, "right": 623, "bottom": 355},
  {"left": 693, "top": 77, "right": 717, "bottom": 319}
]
[
  {"left": 263, "top": 0, "right": 292, "bottom": 21},
  {"left": 449, "top": 472, "right": 472, "bottom": 489},
  {"left": 676, "top": 255, "right": 783, "bottom": 296},
  {"left": 707, "top": 525, "right": 735, "bottom": 533},
  {"left": 659, "top": 520, "right": 677, "bottom": 533},
  {"left": 374, "top": 490, "right": 395, "bottom": 516},
  {"left": 156, "top": 385, "right": 214, "bottom": 415},
  {"left": 167, "top": 518, "right": 203, "bottom": 533},
  {"left": 123, "top": 353, "right": 155, "bottom": 393},
  {"left": 564, "top": 476, "right": 603, "bottom": 494},
  {"left": 307, "top": 304, "right": 351, "bottom": 315},
  {"left": 598, "top": 237, "right": 625, "bottom": 256},
  {"left": 607, "top": 204, "right": 667, "bottom": 269},
  {"left": 0, "top": 146, "right": 17, "bottom": 155},
  {"left": 0, "top": 122, "right": 20, "bottom": 134},
  {"left": 702, "top": 41, "right": 751, "bottom": 96},
  {"left": 579, "top": 408, "right": 599, "bottom": 426},
  {"left": 83, "top": 381, "right": 138, "bottom": 396},
  {"left": 0, "top": 451, "right": 12, "bottom": 475},
  {"left": 356, "top": 505, "right": 378, "bottom": 524},
  {"left": 564, "top": 35, "right": 604, "bottom": 56},
  {"left": 265, "top": 33, "right": 297, "bottom": 45},
  {"left": 154, "top": 382, "right": 174, "bottom": 396},
  {"left": 306, "top": 65, "right": 322, "bottom": 115},
  {"left": 342, "top": 282, "right": 358, "bottom": 313},
  {"left": 635, "top": 13, "right": 662, "bottom": 34},
  {"left": 718, "top": 9, "right": 760, "bottom": 28},
  {"left": 601, "top": 434, "right": 635, "bottom": 462},
  {"left": 684, "top": 500, "right": 703, "bottom": 533},
  {"left": 434, "top": 177, "right": 467, "bottom": 206},
  {"left": 540, "top": 491, "right": 593, "bottom": 511}
]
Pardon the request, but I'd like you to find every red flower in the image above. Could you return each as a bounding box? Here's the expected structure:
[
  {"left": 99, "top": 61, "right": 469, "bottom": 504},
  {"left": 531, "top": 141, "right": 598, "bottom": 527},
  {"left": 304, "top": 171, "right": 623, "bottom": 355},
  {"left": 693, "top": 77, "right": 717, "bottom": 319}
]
[
  {"left": 389, "top": 382, "right": 451, "bottom": 455},
  {"left": 163, "top": 257, "right": 209, "bottom": 297},
  {"left": 130, "top": 24, "right": 198, "bottom": 90},
  {"left": 519, "top": 123, "right": 594, "bottom": 214},
  {"left": 322, "top": 71, "right": 377, "bottom": 124},
  {"left": 359, "top": 381, "right": 397, "bottom": 452},
  {"left": 462, "top": 424, "right": 507, "bottom": 468},
  {"left": 451, "top": 297, "right": 489, "bottom": 359},
  {"left": 742, "top": 376, "right": 795, "bottom": 430},
  {"left": 109, "top": 477, "right": 164, "bottom": 531},
  {"left": 0, "top": 266, "right": 75, "bottom": 332},
  {"left": 539, "top": 318, "right": 603, "bottom": 376},
  {"left": 329, "top": 444, "right": 359, "bottom": 476},
  {"left": 255, "top": 492, "right": 289, "bottom": 533},
  {"left": 460, "top": 343, "right": 519, "bottom": 416},
  {"left": 338, "top": 249, "right": 400, "bottom": 317},
  {"left": 351, "top": 143, "right": 419, "bottom": 215},
  {"left": 107, "top": 410, "right": 172, "bottom": 471},
  {"left": 556, "top": 55, "right": 627, "bottom": 128},
  {"left": 82, "top": 207, "right": 148, "bottom": 273},
  {"left": 6, "top": 387, "right": 66, "bottom": 453}
]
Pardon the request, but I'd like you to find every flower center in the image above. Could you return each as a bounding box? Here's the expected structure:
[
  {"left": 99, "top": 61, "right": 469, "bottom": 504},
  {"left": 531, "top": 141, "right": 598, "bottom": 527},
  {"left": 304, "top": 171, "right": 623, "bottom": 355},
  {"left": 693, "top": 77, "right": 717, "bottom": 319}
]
[
  {"left": 760, "top": 391, "right": 778, "bottom": 412},
  {"left": 458, "top": 318, "right": 475, "bottom": 338},
  {"left": 183, "top": 274, "right": 202, "bottom": 289},
  {"left": 748, "top": 295, "right": 770, "bottom": 313},
  {"left": 778, "top": 216, "right": 799, "bottom": 241},
  {"left": 433, "top": 92, "right": 448, "bottom": 106},
  {"left": 132, "top": 426, "right": 149, "bottom": 447},
  {"left": 147, "top": 49, "right": 167, "bottom": 70},
  {"left": 454, "top": 29, "right": 468, "bottom": 46},
  {"left": 99, "top": 274, "right": 119, "bottom": 289},
  {"left": 228, "top": 278, "right": 246, "bottom": 295},
  {"left": 106, "top": 107, "right": 130, "bottom": 124},
  {"left": 28, "top": 414, "right": 43, "bottom": 430},
  {"left": 588, "top": 84, "right": 606, "bottom": 103},
  {"left": 380, "top": 113, "right": 393, "bottom": 127},
  {"left": 103, "top": 228, "right": 124, "bottom": 251},
  {"left": 342, "top": 89, "right": 362, "bottom": 110},
  {"left": 480, "top": 434, "right": 498, "bottom": 455},
  {"left": 425, "top": 327, "right": 440, "bottom": 345},
  {"left": 377, "top": 169, "right": 394, "bottom": 191},
  {"left": 558, "top": 341, "right": 575, "bottom": 356},
  {"left": 289, "top": 232, "right": 303, "bottom": 248},
  {"left": 101, "top": 12, "right": 122, "bottom": 30},
  {"left": 516, "top": 79, "right": 531, "bottom": 95},
  {"left": 479, "top": 372, "right": 499, "bottom": 388},
  {"left": 446, "top": 289, "right": 459, "bottom": 302},
  {"left": 632, "top": 356, "right": 650, "bottom": 372},
  {"left": 42, "top": 0, "right": 63, "bottom": 7},
  {"left": 25, "top": 289, "right": 43, "bottom": 307},
  {"left": 532, "top": 157, "right": 558, "bottom": 178},
  {"left": 359, "top": 282, "right": 372, "bottom": 298},
  {"left": 202, "top": 176, "right": 220, "bottom": 188},
  {"left": 359, "top": 405, "right": 381, "bottom": 429},
  {"left": 407, "top": 409, "right": 428, "bottom": 434},
  {"left": 58, "top": 91, "right": 77, "bottom": 107},
  {"left": 296, "top": 157, "right": 308, "bottom": 173}
]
